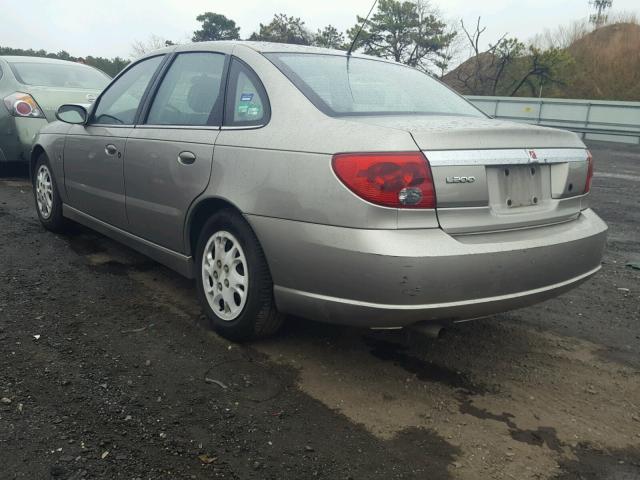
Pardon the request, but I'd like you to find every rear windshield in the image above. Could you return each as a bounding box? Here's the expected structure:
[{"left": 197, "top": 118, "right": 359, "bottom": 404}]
[
  {"left": 9, "top": 62, "right": 110, "bottom": 89},
  {"left": 264, "top": 53, "right": 482, "bottom": 118}
]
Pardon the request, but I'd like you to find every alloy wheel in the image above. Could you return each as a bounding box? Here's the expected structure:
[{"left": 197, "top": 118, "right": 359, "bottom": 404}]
[
  {"left": 35, "top": 165, "right": 53, "bottom": 219},
  {"left": 201, "top": 230, "right": 249, "bottom": 321}
]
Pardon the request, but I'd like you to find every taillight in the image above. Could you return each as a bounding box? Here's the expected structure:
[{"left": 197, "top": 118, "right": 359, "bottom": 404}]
[
  {"left": 332, "top": 152, "right": 436, "bottom": 208},
  {"left": 3, "top": 92, "right": 45, "bottom": 118},
  {"left": 584, "top": 151, "right": 594, "bottom": 193}
]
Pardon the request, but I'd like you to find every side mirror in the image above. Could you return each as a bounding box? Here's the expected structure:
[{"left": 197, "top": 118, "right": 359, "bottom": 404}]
[{"left": 56, "top": 104, "right": 87, "bottom": 124}]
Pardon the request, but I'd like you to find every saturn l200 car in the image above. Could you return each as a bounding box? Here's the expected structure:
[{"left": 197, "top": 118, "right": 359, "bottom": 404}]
[{"left": 29, "top": 42, "right": 607, "bottom": 341}]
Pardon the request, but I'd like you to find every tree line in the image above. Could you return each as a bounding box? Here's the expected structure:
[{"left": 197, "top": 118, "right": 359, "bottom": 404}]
[
  {"left": 2, "top": 0, "right": 634, "bottom": 100},
  {"left": 188, "top": 1, "right": 457, "bottom": 75},
  {"left": 0, "top": 1, "right": 458, "bottom": 78},
  {"left": 144, "top": 1, "right": 595, "bottom": 97}
]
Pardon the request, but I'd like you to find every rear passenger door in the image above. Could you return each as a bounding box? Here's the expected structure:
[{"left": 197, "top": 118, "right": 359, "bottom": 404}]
[{"left": 124, "top": 51, "right": 227, "bottom": 252}]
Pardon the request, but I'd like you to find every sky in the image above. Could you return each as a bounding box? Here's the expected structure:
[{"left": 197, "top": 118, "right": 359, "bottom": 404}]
[{"left": 0, "top": 0, "right": 638, "bottom": 61}]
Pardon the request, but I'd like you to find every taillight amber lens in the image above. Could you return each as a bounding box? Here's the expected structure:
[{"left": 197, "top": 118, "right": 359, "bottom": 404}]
[{"left": 332, "top": 152, "right": 436, "bottom": 208}]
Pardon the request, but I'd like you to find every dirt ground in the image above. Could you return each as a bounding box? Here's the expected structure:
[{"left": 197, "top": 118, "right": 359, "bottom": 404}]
[{"left": 0, "top": 140, "right": 639, "bottom": 480}]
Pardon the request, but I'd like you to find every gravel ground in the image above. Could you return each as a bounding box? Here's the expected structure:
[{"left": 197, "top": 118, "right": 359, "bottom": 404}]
[{"left": 0, "top": 140, "right": 638, "bottom": 480}]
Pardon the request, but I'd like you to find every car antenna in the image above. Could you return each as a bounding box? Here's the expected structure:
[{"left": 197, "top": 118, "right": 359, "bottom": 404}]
[{"left": 347, "top": 0, "right": 377, "bottom": 56}]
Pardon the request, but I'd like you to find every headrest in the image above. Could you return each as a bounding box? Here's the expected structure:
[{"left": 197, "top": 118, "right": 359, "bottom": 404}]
[{"left": 187, "top": 75, "right": 218, "bottom": 113}]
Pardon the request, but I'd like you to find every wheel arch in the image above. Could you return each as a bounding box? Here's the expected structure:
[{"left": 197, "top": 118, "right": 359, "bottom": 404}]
[
  {"left": 30, "top": 144, "right": 46, "bottom": 179},
  {"left": 185, "top": 196, "right": 246, "bottom": 258}
]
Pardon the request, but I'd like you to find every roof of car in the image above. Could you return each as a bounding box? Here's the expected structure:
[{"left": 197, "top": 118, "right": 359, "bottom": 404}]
[
  {"left": 142, "top": 41, "right": 394, "bottom": 65},
  {"left": 156, "top": 40, "right": 348, "bottom": 55},
  {"left": 0, "top": 55, "right": 92, "bottom": 66},
  {"left": 235, "top": 41, "right": 351, "bottom": 55}
]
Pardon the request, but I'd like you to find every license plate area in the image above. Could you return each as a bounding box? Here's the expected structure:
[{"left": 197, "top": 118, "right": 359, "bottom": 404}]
[{"left": 488, "top": 164, "right": 544, "bottom": 210}]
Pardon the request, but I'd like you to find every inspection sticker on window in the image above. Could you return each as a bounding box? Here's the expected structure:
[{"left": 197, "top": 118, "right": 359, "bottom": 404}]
[{"left": 240, "top": 93, "right": 254, "bottom": 102}]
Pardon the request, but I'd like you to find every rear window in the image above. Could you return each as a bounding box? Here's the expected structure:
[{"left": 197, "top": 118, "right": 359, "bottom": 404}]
[
  {"left": 9, "top": 62, "right": 110, "bottom": 89},
  {"left": 264, "top": 53, "right": 482, "bottom": 118}
]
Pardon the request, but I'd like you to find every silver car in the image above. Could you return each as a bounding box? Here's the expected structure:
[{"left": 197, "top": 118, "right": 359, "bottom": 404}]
[{"left": 31, "top": 42, "right": 607, "bottom": 341}]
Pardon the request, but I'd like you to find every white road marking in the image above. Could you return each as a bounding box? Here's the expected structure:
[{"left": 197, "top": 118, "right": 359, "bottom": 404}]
[{"left": 595, "top": 172, "right": 640, "bottom": 182}]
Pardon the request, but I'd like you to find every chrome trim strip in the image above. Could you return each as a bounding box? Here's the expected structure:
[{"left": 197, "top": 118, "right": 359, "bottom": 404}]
[
  {"left": 425, "top": 148, "right": 588, "bottom": 166},
  {"left": 529, "top": 148, "right": 590, "bottom": 162},
  {"left": 448, "top": 214, "right": 580, "bottom": 236},
  {"left": 86, "top": 124, "right": 131, "bottom": 128},
  {"left": 135, "top": 125, "right": 221, "bottom": 130},
  {"left": 93, "top": 124, "right": 262, "bottom": 131},
  {"left": 221, "top": 125, "right": 266, "bottom": 131},
  {"left": 274, "top": 265, "right": 601, "bottom": 311}
]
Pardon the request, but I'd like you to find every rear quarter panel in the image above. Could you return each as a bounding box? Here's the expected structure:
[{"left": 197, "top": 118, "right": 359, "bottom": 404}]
[{"left": 202, "top": 46, "right": 438, "bottom": 231}]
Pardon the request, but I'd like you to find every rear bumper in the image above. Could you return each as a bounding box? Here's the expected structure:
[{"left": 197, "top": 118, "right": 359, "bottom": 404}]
[
  {"left": 0, "top": 117, "right": 48, "bottom": 163},
  {"left": 247, "top": 209, "right": 607, "bottom": 327}
]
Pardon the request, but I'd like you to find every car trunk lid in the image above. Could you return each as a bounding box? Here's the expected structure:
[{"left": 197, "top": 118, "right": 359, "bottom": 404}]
[
  {"left": 22, "top": 86, "right": 99, "bottom": 122},
  {"left": 426, "top": 147, "right": 589, "bottom": 234},
  {"left": 346, "top": 115, "right": 590, "bottom": 234}
]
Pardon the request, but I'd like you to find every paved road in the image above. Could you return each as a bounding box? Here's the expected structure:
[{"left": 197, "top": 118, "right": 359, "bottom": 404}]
[{"left": 0, "top": 141, "right": 638, "bottom": 480}]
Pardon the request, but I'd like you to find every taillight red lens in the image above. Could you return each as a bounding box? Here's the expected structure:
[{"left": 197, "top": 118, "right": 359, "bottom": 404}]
[
  {"left": 584, "top": 151, "right": 594, "bottom": 193},
  {"left": 15, "top": 100, "right": 33, "bottom": 116},
  {"left": 332, "top": 152, "right": 436, "bottom": 208}
]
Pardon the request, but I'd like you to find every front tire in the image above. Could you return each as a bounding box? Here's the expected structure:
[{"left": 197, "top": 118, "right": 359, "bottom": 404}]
[
  {"left": 33, "top": 154, "right": 66, "bottom": 232},
  {"left": 195, "top": 209, "right": 283, "bottom": 341}
]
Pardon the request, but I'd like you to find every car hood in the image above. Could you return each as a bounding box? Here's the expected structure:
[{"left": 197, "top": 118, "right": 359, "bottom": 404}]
[
  {"left": 20, "top": 86, "right": 101, "bottom": 122},
  {"left": 344, "top": 115, "right": 584, "bottom": 150}
]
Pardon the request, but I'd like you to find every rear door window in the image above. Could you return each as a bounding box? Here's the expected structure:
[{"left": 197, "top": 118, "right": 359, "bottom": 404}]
[
  {"left": 92, "top": 56, "right": 163, "bottom": 125},
  {"left": 146, "top": 52, "right": 226, "bottom": 126},
  {"left": 224, "top": 58, "right": 270, "bottom": 127}
]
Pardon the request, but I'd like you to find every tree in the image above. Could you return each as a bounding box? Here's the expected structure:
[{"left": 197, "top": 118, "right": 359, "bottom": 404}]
[
  {"left": 346, "top": 0, "right": 456, "bottom": 73},
  {"left": 530, "top": 19, "right": 592, "bottom": 49},
  {"left": 313, "top": 25, "right": 345, "bottom": 49},
  {"left": 84, "top": 56, "right": 129, "bottom": 77},
  {"left": 589, "top": 0, "right": 613, "bottom": 27},
  {"left": 450, "top": 17, "right": 524, "bottom": 95},
  {"left": 509, "top": 46, "right": 574, "bottom": 96},
  {"left": 54, "top": 50, "right": 73, "bottom": 61},
  {"left": 192, "top": 12, "right": 240, "bottom": 42},
  {"left": 432, "top": 22, "right": 462, "bottom": 77},
  {"left": 249, "top": 14, "right": 313, "bottom": 45},
  {"left": 130, "top": 34, "right": 174, "bottom": 58},
  {"left": 491, "top": 38, "right": 526, "bottom": 95}
]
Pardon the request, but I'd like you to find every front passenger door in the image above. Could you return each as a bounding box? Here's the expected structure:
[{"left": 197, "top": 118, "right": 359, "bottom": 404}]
[{"left": 64, "top": 56, "right": 164, "bottom": 229}]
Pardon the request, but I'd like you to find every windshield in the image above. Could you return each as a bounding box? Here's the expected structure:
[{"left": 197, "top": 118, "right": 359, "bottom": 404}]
[
  {"left": 265, "top": 53, "right": 483, "bottom": 118},
  {"left": 9, "top": 62, "right": 110, "bottom": 89}
]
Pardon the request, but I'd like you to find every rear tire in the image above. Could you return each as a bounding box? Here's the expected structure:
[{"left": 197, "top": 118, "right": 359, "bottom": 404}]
[
  {"left": 33, "top": 154, "right": 67, "bottom": 233},
  {"left": 195, "top": 209, "right": 283, "bottom": 341}
]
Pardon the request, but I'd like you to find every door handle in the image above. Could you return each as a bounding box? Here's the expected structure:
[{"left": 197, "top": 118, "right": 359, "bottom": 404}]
[
  {"left": 178, "top": 151, "right": 196, "bottom": 165},
  {"left": 105, "top": 144, "right": 118, "bottom": 156}
]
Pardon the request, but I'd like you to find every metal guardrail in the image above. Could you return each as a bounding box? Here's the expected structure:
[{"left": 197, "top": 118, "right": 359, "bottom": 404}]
[{"left": 466, "top": 96, "right": 640, "bottom": 145}]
